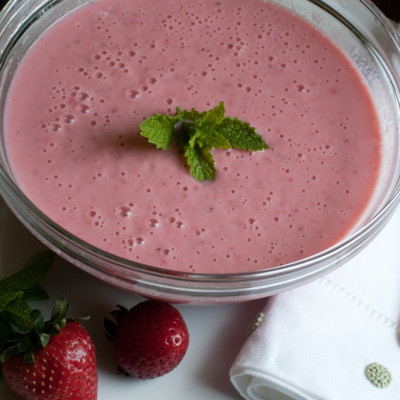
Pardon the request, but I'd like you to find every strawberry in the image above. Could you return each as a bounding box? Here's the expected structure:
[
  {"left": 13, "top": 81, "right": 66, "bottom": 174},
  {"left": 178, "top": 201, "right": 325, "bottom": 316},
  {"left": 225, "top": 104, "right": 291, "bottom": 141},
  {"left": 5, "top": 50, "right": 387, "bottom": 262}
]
[
  {"left": 105, "top": 300, "right": 189, "bottom": 379},
  {"left": 2, "top": 320, "right": 97, "bottom": 400},
  {"left": 0, "top": 251, "right": 98, "bottom": 400}
]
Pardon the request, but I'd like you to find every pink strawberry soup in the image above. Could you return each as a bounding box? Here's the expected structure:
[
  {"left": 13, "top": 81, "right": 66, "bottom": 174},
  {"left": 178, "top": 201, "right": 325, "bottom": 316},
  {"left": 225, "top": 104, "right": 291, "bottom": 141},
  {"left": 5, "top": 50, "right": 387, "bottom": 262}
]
[{"left": 4, "top": 0, "right": 381, "bottom": 273}]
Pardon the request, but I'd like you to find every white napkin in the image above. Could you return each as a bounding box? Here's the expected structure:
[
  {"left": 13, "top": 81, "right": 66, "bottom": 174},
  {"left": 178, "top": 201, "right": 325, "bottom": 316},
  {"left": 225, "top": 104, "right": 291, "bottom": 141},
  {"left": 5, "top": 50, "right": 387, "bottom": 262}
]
[{"left": 230, "top": 205, "right": 400, "bottom": 400}]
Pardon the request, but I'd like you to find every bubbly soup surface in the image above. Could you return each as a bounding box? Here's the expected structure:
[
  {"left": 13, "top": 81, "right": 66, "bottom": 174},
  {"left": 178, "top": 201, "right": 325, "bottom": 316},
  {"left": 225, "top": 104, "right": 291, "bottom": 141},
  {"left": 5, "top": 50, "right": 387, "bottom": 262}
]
[{"left": 4, "top": 0, "right": 381, "bottom": 273}]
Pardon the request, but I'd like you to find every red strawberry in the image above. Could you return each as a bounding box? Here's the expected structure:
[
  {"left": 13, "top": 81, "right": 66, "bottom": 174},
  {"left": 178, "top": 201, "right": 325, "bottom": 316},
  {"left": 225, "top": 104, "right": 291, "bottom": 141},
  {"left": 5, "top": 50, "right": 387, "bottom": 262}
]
[
  {"left": 0, "top": 252, "right": 97, "bottom": 400},
  {"left": 2, "top": 321, "right": 97, "bottom": 400},
  {"left": 105, "top": 300, "right": 189, "bottom": 379}
]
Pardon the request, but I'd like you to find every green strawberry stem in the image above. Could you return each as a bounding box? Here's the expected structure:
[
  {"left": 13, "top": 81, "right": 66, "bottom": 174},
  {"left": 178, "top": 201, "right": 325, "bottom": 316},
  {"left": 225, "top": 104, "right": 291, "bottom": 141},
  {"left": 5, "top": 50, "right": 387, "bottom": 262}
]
[{"left": 104, "top": 304, "right": 128, "bottom": 340}]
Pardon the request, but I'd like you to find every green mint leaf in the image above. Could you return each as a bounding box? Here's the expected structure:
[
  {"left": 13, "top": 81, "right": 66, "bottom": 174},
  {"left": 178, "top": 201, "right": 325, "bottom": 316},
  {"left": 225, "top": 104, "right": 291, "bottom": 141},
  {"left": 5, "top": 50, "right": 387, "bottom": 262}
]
[
  {"left": 0, "top": 291, "right": 21, "bottom": 313},
  {"left": 186, "top": 102, "right": 230, "bottom": 149},
  {"left": 139, "top": 114, "right": 180, "bottom": 150},
  {"left": 198, "top": 101, "right": 225, "bottom": 127},
  {"left": 187, "top": 101, "right": 225, "bottom": 133},
  {"left": 187, "top": 127, "right": 230, "bottom": 150},
  {"left": 184, "top": 143, "right": 216, "bottom": 181},
  {"left": 0, "top": 250, "right": 54, "bottom": 295},
  {"left": 2, "top": 296, "right": 36, "bottom": 332},
  {"left": 217, "top": 117, "right": 269, "bottom": 151},
  {"left": 200, "top": 129, "right": 232, "bottom": 149},
  {"left": 139, "top": 101, "right": 269, "bottom": 181},
  {"left": 176, "top": 107, "right": 206, "bottom": 122}
]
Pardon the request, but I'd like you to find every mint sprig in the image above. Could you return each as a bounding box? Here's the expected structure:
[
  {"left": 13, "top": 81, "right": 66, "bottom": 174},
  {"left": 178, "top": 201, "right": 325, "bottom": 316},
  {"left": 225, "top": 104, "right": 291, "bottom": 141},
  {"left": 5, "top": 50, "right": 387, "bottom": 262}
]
[{"left": 139, "top": 101, "right": 269, "bottom": 181}]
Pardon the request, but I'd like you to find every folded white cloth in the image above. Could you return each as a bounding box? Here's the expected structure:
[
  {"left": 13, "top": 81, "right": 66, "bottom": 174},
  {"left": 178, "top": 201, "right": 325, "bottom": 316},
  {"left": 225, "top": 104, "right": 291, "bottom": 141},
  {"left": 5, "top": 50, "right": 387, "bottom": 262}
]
[{"left": 230, "top": 205, "right": 400, "bottom": 400}]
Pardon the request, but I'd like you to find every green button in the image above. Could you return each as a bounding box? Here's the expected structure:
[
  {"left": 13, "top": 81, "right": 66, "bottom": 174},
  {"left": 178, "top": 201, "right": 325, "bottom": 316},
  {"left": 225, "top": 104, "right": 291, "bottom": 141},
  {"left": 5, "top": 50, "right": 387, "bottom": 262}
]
[{"left": 365, "top": 363, "right": 392, "bottom": 388}]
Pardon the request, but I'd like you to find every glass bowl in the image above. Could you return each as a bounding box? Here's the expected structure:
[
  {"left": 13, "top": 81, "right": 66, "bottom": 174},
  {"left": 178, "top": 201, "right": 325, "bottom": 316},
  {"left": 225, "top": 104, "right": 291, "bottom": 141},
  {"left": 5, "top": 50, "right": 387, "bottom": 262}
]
[{"left": 0, "top": 0, "right": 399, "bottom": 304}]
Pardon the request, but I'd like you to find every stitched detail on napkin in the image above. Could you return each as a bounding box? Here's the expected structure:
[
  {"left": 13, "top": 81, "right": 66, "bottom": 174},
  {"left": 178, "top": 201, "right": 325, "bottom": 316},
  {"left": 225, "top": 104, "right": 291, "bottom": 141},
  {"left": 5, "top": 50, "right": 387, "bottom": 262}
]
[
  {"left": 247, "top": 312, "right": 265, "bottom": 336},
  {"left": 319, "top": 276, "right": 400, "bottom": 332}
]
